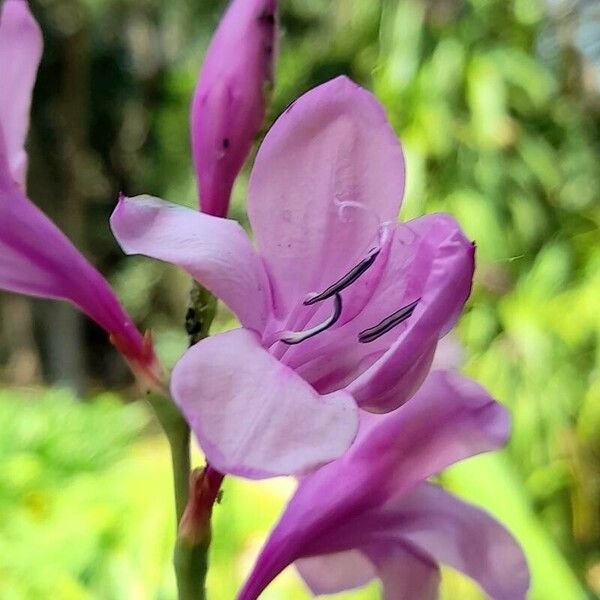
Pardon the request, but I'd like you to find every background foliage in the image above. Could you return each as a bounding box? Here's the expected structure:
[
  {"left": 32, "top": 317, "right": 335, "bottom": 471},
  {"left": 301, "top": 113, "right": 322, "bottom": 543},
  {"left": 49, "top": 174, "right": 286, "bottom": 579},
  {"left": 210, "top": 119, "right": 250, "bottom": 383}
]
[{"left": 0, "top": 0, "right": 599, "bottom": 598}]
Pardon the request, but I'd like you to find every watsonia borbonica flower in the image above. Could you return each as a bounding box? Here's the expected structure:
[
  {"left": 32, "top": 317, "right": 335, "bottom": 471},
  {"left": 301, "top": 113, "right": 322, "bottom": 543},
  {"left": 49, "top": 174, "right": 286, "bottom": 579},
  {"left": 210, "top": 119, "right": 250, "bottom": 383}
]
[
  {"left": 238, "top": 370, "right": 529, "bottom": 600},
  {"left": 112, "top": 76, "right": 475, "bottom": 478}
]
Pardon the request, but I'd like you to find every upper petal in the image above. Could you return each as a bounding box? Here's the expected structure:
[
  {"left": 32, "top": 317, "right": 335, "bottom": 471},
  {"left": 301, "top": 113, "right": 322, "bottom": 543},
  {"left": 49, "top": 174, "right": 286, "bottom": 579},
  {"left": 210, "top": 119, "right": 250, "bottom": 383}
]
[
  {"left": 247, "top": 76, "right": 405, "bottom": 318},
  {"left": 0, "top": 0, "right": 43, "bottom": 188},
  {"left": 170, "top": 327, "right": 358, "bottom": 479},
  {"left": 0, "top": 152, "right": 147, "bottom": 365},
  {"left": 237, "top": 370, "right": 509, "bottom": 598},
  {"left": 110, "top": 194, "right": 272, "bottom": 332}
]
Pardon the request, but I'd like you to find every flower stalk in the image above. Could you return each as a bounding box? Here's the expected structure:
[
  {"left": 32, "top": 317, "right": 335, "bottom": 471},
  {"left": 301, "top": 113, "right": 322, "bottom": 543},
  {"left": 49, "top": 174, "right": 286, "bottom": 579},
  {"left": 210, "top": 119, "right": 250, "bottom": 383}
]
[
  {"left": 140, "top": 281, "right": 220, "bottom": 600},
  {"left": 171, "top": 281, "right": 220, "bottom": 599}
]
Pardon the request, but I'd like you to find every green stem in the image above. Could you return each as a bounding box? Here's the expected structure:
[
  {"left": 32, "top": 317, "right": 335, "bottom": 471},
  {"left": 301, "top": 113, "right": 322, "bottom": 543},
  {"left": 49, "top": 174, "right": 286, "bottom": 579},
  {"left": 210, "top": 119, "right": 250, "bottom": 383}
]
[
  {"left": 174, "top": 539, "right": 210, "bottom": 600},
  {"left": 171, "top": 281, "right": 218, "bottom": 599},
  {"left": 144, "top": 390, "right": 191, "bottom": 524},
  {"left": 168, "top": 415, "right": 192, "bottom": 524},
  {"left": 144, "top": 281, "right": 218, "bottom": 600}
]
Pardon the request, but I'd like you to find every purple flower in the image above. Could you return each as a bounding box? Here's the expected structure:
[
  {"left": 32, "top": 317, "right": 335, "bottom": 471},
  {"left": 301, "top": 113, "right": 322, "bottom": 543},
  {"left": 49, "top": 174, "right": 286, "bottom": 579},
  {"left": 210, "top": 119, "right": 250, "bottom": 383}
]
[
  {"left": 0, "top": 0, "right": 159, "bottom": 383},
  {"left": 238, "top": 370, "right": 529, "bottom": 600},
  {"left": 191, "top": 0, "right": 277, "bottom": 217},
  {"left": 111, "top": 77, "right": 474, "bottom": 478}
]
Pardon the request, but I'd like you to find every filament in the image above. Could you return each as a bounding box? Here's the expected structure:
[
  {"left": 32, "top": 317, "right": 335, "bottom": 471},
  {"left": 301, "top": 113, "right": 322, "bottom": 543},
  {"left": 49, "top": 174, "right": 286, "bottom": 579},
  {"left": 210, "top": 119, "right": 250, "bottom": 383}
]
[{"left": 280, "top": 294, "right": 343, "bottom": 345}]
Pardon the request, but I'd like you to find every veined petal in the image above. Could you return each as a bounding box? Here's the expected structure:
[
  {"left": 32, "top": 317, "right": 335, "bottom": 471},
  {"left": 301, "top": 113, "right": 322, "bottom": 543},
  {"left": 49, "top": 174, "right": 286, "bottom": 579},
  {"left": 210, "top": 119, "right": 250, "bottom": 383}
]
[
  {"left": 248, "top": 76, "right": 405, "bottom": 318},
  {"left": 237, "top": 370, "right": 510, "bottom": 598},
  {"left": 0, "top": 0, "right": 42, "bottom": 188},
  {"left": 110, "top": 194, "right": 272, "bottom": 332},
  {"left": 0, "top": 155, "right": 148, "bottom": 367},
  {"left": 170, "top": 328, "right": 358, "bottom": 479}
]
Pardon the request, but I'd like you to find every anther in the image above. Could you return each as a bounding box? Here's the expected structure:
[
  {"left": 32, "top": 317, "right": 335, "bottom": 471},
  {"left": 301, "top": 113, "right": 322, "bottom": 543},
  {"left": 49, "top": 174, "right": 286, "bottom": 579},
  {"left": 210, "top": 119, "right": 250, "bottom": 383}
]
[
  {"left": 281, "top": 294, "right": 343, "bottom": 345},
  {"left": 304, "top": 249, "right": 380, "bottom": 306},
  {"left": 358, "top": 298, "right": 420, "bottom": 343}
]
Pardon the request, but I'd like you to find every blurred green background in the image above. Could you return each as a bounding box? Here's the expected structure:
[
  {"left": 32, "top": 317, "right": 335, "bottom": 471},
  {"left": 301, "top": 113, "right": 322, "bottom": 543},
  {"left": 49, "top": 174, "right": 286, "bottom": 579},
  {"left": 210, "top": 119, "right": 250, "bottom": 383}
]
[{"left": 0, "top": 0, "right": 599, "bottom": 598}]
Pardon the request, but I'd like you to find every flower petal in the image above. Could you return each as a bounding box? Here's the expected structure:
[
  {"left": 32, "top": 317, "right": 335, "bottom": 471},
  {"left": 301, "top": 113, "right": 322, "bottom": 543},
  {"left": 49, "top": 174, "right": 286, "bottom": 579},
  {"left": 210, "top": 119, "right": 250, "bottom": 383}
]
[
  {"left": 170, "top": 327, "right": 358, "bottom": 479},
  {"left": 0, "top": 0, "right": 42, "bottom": 188},
  {"left": 247, "top": 76, "right": 405, "bottom": 318},
  {"left": 0, "top": 156, "right": 146, "bottom": 364},
  {"left": 347, "top": 214, "right": 474, "bottom": 411},
  {"left": 388, "top": 483, "right": 529, "bottom": 600},
  {"left": 295, "top": 550, "right": 375, "bottom": 596},
  {"left": 295, "top": 545, "right": 440, "bottom": 600},
  {"left": 273, "top": 485, "right": 527, "bottom": 600},
  {"left": 237, "top": 370, "right": 509, "bottom": 598},
  {"left": 110, "top": 194, "right": 272, "bottom": 332},
  {"left": 365, "top": 543, "right": 440, "bottom": 600},
  {"left": 281, "top": 214, "right": 474, "bottom": 412}
]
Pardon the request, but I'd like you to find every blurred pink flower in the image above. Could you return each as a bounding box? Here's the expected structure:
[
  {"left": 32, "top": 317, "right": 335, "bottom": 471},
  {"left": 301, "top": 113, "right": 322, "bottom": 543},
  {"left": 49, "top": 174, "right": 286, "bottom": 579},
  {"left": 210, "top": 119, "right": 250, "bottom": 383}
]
[
  {"left": 111, "top": 76, "right": 474, "bottom": 478},
  {"left": 238, "top": 370, "right": 529, "bottom": 600},
  {"left": 191, "top": 0, "right": 277, "bottom": 217},
  {"left": 0, "top": 0, "right": 159, "bottom": 385}
]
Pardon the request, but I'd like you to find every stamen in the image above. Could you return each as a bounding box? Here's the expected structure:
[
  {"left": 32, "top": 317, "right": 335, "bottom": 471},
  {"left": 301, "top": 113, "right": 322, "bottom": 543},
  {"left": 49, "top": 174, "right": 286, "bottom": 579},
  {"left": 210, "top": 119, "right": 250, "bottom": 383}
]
[
  {"left": 304, "top": 248, "right": 380, "bottom": 306},
  {"left": 281, "top": 294, "right": 343, "bottom": 345},
  {"left": 358, "top": 298, "right": 420, "bottom": 343}
]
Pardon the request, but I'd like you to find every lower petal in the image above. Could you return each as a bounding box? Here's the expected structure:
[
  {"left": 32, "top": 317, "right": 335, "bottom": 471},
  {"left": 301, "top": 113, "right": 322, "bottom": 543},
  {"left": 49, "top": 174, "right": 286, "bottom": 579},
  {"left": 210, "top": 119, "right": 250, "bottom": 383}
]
[
  {"left": 365, "top": 542, "right": 440, "bottom": 600},
  {"left": 295, "top": 550, "right": 375, "bottom": 595},
  {"left": 237, "top": 370, "right": 510, "bottom": 599},
  {"left": 170, "top": 328, "right": 358, "bottom": 479},
  {"left": 392, "top": 483, "right": 529, "bottom": 600}
]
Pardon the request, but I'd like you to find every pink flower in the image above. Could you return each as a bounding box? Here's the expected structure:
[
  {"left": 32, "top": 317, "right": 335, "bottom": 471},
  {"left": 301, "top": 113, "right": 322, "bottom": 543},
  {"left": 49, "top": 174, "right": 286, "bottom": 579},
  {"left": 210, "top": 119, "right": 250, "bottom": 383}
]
[
  {"left": 238, "top": 370, "right": 529, "bottom": 600},
  {"left": 0, "top": 0, "right": 41, "bottom": 189},
  {"left": 0, "top": 0, "right": 159, "bottom": 384},
  {"left": 111, "top": 77, "right": 475, "bottom": 478},
  {"left": 191, "top": 0, "right": 277, "bottom": 217}
]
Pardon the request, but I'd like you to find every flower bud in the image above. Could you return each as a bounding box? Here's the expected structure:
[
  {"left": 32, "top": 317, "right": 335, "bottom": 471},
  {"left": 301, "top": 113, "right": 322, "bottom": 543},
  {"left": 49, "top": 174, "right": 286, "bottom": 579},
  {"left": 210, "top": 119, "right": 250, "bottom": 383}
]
[
  {"left": 178, "top": 466, "right": 224, "bottom": 546},
  {"left": 191, "top": 0, "right": 277, "bottom": 217}
]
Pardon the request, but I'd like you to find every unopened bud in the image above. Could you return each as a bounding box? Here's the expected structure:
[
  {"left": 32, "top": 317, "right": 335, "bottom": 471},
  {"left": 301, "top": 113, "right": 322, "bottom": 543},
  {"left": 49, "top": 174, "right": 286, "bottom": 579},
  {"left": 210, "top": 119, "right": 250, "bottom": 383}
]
[
  {"left": 178, "top": 466, "right": 224, "bottom": 546},
  {"left": 191, "top": 0, "right": 277, "bottom": 217}
]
